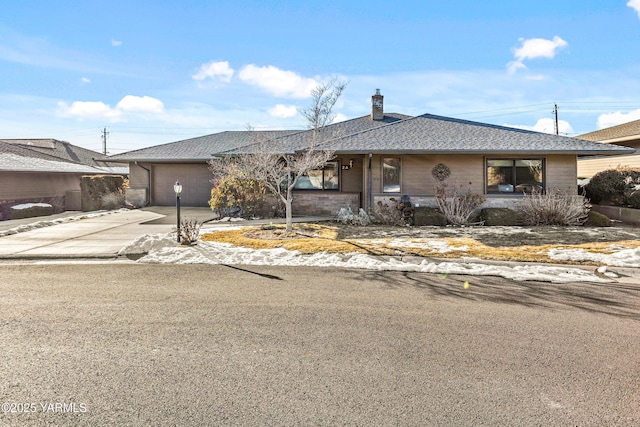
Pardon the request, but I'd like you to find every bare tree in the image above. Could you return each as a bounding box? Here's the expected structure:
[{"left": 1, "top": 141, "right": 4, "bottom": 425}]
[{"left": 209, "top": 78, "right": 347, "bottom": 232}]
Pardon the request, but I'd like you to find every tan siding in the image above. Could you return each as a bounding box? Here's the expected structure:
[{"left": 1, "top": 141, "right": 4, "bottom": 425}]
[
  {"left": 430, "top": 155, "right": 485, "bottom": 194},
  {"left": 152, "top": 163, "right": 212, "bottom": 206},
  {"left": 371, "top": 155, "right": 382, "bottom": 193},
  {"left": 0, "top": 171, "right": 81, "bottom": 200},
  {"left": 401, "top": 155, "right": 431, "bottom": 193},
  {"left": 336, "top": 154, "right": 364, "bottom": 193},
  {"left": 578, "top": 154, "right": 640, "bottom": 178},
  {"left": 128, "top": 162, "right": 150, "bottom": 188},
  {"left": 371, "top": 154, "right": 485, "bottom": 196},
  {"left": 368, "top": 154, "right": 576, "bottom": 196},
  {"left": 545, "top": 154, "right": 577, "bottom": 193}
]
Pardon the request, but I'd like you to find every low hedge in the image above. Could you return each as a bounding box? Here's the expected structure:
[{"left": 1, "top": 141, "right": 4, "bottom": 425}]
[
  {"left": 585, "top": 210, "right": 611, "bottom": 227},
  {"left": 10, "top": 203, "right": 53, "bottom": 220},
  {"left": 480, "top": 208, "right": 517, "bottom": 226},
  {"left": 413, "top": 207, "right": 448, "bottom": 226}
]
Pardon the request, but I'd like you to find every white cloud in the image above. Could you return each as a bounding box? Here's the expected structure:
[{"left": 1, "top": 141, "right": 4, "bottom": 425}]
[
  {"left": 506, "top": 118, "right": 574, "bottom": 135},
  {"left": 81, "top": 77, "right": 91, "bottom": 84},
  {"left": 332, "top": 113, "right": 348, "bottom": 123},
  {"left": 268, "top": 104, "right": 298, "bottom": 118},
  {"left": 534, "top": 117, "right": 573, "bottom": 135},
  {"left": 58, "top": 95, "right": 164, "bottom": 121},
  {"left": 628, "top": 0, "right": 640, "bottom": 18},
  {"left": 238, "top": 64, "right": 318, "bottom": 98},
  {"left": 116, "top": 95, "right": 164, "bottom": 113},
  {"left": 507, "top": 36, "right": 568, "bottom": 73},
  {"left": 597, "top": 109, "right": 640, "bottom": 129},
  {"left": 111, "top": 39, "right": 122, "bottom": 47},
  {"left": 192, "top": 61, "right": 234, "bottom": 83},
  {"left": 58, "top": 101, "right": 122, "bottom": 121}
]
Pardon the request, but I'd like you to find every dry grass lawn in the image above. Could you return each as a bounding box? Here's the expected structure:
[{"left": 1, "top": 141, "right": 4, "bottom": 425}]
[{"left": 201, "top": 223, "right": 640, "bottom": 265}]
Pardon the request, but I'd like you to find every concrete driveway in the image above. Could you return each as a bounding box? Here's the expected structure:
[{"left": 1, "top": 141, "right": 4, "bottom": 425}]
[
  {"left": 0, "top": 207, "right": 329, "bottom": 259},
  {"left": 0, "top": 209, "right": 172, "bottom": 258},
  {"left": 0, "top": 206, "right": 224, "bottom": 259}
]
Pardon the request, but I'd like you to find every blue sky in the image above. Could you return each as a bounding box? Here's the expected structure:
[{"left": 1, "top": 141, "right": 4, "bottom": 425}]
[{"left": 1, "top": 0, "right": 640, "bottom": 154}]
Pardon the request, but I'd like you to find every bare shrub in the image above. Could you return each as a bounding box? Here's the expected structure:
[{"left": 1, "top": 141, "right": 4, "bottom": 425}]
[
  {"left": 81, "top": 175, "right": 125, "bottom": 211},
  {"left": 369, "top": 199, "right": 406, "bottom": 226},
  {"left": 178, "top": 218, "right": 201, "bottom": 245},
  {"left": 518, "top": 189, "right": 590, "bottom": 226},
  {"left": 434, "top": 182, "right": 486, "bottom": 226},
  {"left": 44, "top": 196, "right": 65, "bottom": 213},
  {"left": 101, "top": 192, "right": 125, "bottom": 210}
]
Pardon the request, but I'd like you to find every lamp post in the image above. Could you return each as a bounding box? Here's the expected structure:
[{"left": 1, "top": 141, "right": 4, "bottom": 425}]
[{"left": 173, "top": 180, "right": 182, "bottom": 243}]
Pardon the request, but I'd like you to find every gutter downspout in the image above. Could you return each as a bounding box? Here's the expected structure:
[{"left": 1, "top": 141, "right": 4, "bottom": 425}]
[
  {"left": 135, "top": 161, "right": 151, "bottom": 206},
  {"left": 367, "top": 153, "right": 372, "bottom": 211}
]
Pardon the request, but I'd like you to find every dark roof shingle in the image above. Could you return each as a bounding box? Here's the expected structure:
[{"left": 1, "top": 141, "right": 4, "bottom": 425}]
[
  {"left": 0, "top": 139, "right": 127, "bottom": 174},
  {"left": 107, "top": 130, "right": 297, "bottom": 162},
  {"left": 578, "top": 119, "right": 640, "bottom": 142},
  {"left": 318, "top": 114, "right": 634, "bottom": 155},
  {"left": 106, "top": 112, "right": 633, "bottom": 161}
]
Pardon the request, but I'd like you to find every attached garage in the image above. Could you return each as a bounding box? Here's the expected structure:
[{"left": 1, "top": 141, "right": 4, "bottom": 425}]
[{"left": 151, "top": 163, "right": 211, "bottom": 207}]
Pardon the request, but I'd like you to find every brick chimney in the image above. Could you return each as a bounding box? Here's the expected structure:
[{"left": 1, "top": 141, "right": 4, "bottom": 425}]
[{"left": 371, "top": 89, "right": 383, "bottom": 121}]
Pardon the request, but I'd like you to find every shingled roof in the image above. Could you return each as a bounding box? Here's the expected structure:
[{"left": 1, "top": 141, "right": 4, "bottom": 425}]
[
  {"left": 317, "top": 113, "right": 635, "bottom": 155},
  {"left": 0, "top": 139, "right": 127, "bottom": 174},
  {"left": 106, "top": 112, "right": 633, "bottom": 161},
  {"left": 221, "top": 113, "right": 412, "bottom": 155},
  {"left": 229, "top": 113, "right": 634, "bottom": 156},
  {"left": 107, "top": 130, "right": 298, "bottom": 162},
  {"left": 578, "top": 119, "right": 640, "bottom": 143},
  {"left": 0, "top": 141, "right": 109, "bottom": 173}
]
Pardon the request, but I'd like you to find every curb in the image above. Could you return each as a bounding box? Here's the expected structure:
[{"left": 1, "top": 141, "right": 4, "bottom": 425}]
[{"left": 0, "top": 253, "right": 120, "bottom": 260}]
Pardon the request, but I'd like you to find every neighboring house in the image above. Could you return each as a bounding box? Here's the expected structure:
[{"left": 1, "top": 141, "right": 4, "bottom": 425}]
[
  {"left": 576, "top": 119, "right": 640, "bottom": 177},
  {"left": 106, "top": 92, "right": 632, "bottom": 215},
  {"left": 0, "top": 139, "right": 128, "bottom": 212}
]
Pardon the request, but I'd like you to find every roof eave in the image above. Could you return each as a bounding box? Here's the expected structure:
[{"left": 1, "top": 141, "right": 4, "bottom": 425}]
[
  {"left": 332, "top": 149, "right": 636, "bottom": 156},
  {"left": 105, "top": 157, "right": 212, "bottom": 163}
]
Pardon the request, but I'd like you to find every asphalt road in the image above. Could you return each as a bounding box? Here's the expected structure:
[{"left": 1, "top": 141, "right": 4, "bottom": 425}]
[{"left": 0, "top": 264, "right": 639, "bottom": 426}]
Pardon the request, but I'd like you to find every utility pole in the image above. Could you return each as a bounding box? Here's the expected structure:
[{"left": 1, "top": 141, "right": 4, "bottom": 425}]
[
  {"left": 553, "top": 103, "right": 559, "bottom": 136},
  {"left": 101, "top": 127, "right": 109, "bottom": 155}
]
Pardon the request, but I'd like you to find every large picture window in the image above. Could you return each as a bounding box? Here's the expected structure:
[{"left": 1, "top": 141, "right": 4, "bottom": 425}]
[
  {"left": 486, "top": 158, "right": 544, "bottom": 194},
  {"left": 294, "top": 161, "right": 339, "bottom": 190},
  {"left": 383, "top": 158, "right": 401, "bottom": 193}
]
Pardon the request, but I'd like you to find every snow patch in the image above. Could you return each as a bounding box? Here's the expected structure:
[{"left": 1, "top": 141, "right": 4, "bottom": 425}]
[
  {"left": 122, "top": 233, "right": 613, "bottom": 283},
  {"left": 11, "top": 203, "right": 52, "bottom": 210},
  {"left": 0, "top": 209, "right": 127, "bottom": 237},
  {"left": 548, "top": 247, "right": 640, "bottom": 268}
]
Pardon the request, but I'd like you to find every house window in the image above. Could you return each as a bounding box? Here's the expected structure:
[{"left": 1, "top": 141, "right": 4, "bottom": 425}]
[
  {"left": 294, "top": 161, "right": 339, "bottom": 190},
  {"left": 486, "top": 158, "right": 544, "bottom": 194},
  {"left": 383, "top": 157, "right": 401, "bottom": 193}
]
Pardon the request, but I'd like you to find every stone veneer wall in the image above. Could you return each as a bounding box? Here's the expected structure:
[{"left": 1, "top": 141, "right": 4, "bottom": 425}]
[
  {"left": 591, "top": 204, "right": 640, "bottom": 225},
  {"left": 292, "top": 192, "right": 361, "bottom": 216}
]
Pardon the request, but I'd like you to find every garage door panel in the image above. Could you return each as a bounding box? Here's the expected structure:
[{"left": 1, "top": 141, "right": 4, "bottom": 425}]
[{"left": 153, "top": 164, "right": 211, "bottom": 207}]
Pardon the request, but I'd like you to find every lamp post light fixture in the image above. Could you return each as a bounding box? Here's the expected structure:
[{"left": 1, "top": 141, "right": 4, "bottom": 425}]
[{"left": 173, "top": 180, "right": 182, "bottom": 243}]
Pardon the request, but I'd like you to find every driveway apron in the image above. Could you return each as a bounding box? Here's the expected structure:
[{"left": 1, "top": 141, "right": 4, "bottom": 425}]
[{"left": 0, "top": 210, "right": 170, "bottom": 258}]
